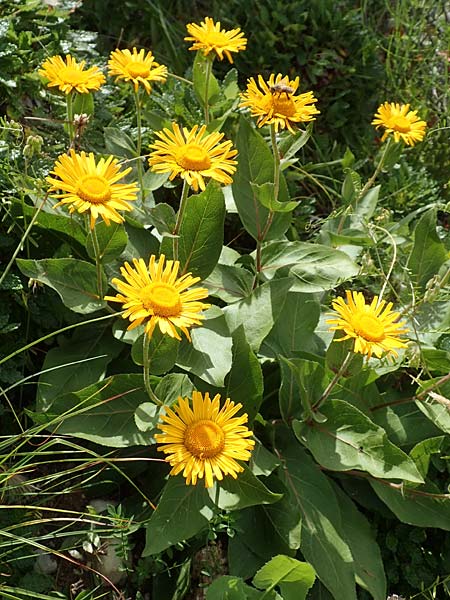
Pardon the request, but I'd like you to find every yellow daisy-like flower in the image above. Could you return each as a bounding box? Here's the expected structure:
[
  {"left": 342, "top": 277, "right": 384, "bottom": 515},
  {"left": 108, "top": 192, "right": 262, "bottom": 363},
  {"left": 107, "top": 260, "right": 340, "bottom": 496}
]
[
  {"left": 240, "top": 73, "right": 320, "bottom": 133},
  {"left": 46, "top": 150, "right": 138, "bottom": 230},
  {"left": 104, "top": 254, "right": 210, "bottom": 341},
  {"left": 148, "top": 123, "right": 238, "bottom": 192},
  {"left": 327, "top": 290, "right": 409, "bottom": 359},
  {"left": 372, "top": 102, "right": 427, "bottom": 146},
  {"left": 185, "top": 17, "right": 247, "bottom": 63},
  {"left": 107, "top": 47, "right": 168, "bottom": 94},
  {"left": 38, "top": 54, "right": 105, "bottom": 95},
  {"left": 155, "top": 391, "right": 255, "bottom": 488}
]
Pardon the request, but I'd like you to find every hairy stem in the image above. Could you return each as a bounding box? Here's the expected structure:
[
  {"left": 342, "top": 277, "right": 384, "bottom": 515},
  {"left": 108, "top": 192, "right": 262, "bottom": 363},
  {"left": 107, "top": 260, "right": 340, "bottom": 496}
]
[
  {"left": 173, "top": 179, "right": 190, "bottom": 262},
  {"left": 142, "top": 334, "right": 162, "bottom": 405}
]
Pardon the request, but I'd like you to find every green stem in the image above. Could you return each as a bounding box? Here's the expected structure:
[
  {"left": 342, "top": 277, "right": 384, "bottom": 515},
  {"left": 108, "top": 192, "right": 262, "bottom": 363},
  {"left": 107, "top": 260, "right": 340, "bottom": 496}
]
[
  {"left": 173, "top": 179, "right": 190, "bottom": 262},
  {"left": 90, "top": 224, "right": 104, "bottom": 300},
  {"left": 66, "top": 92, "right": 75, "bottom": 146},
  {"left": 142, "top": 334, "right": 162, "bottom": 405},
  {"left": 204, "top": 57, "right": 213, "bottom": 125},
  {"left": 134, "top": 88, "right": 145, "bottom": 200},
  {"left": 312, "top": 351, "right": 354, "bottom": 411},
  {"left": 0, "top": 193, "right": 48, "bottom": 289},
  {"left": 255, "top": 125, "right": 280, "bottom": 274}
]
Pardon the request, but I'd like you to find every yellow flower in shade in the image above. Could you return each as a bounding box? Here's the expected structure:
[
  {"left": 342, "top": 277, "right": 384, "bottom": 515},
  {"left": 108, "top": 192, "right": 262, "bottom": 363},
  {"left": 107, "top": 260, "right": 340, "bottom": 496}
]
[
  {"left": 372, "top": 102, "right": 427, "bottom": 146},
  {"left": 39, "top": 55, "right": 105, "bottom": 95},
  {"left": 185, "top": 17, "right": 247, "bottom": 63},
  {"left": 46, "top": 150, "right": 138, "bottom": 229},
  {"left": 327, "top": 290, "right": 409, "bottom": 359},
  {"left": 155, "top": 391, "right": 255, "bottom": 488},
  {"left": 104, "top": 254, "right": 210, "bottom": 341},
  {"left": 148, "top": 123, "right": 238, "bottom": 192},
  {"left": 107, "top": 47, "right": 168, "bottom": 94},
  {"left": 240, "top": 73, "right": 320, "bottom": 133}
]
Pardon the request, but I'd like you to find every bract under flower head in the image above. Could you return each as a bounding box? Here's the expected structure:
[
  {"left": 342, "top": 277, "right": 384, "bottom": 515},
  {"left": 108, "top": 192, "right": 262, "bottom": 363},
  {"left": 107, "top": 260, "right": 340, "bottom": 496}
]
[
  {"left": 155, "top": 391, "right": 255, "bottom": 488},
  {"left": 240, "top": 73, "right": 320, "bottom": 133},
  {"left": 104, "top": 254, "right": 210, "bottom": 341},
  {"left": 108, "top": 47, "right": 168, "bottom": 94},
  {"left": 327, "top": 290, "right": 409, "bottom": 359},
  {"left": 39, "top": 55, "right": 105, "bottom": 95},
  {"left": 148, "top": 122, "right": 238, "bottom": 192},
  {"left": 372, "top": 102, "right": 427, "bottom": 146},
  {"left": 185, "top": 17, "right": 247, "bottom": 63}
]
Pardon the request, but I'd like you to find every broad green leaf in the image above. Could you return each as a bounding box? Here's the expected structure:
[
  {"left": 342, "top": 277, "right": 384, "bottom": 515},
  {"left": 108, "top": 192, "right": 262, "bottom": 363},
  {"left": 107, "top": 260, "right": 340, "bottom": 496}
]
[
  {"left": 147, "top": 203, "right": 176, "bottom": 237},
  {"left": 371, "top": 479, "right": 450, "bottom": 530},
  {"left": 276, "top": 434, "right": 356, "bottom": 600},
  {"left": 121, "top": 223, "right": 159, "bottom": 263},
  {"left": 232, "top": 117, "right": 291, "bottom": 241},
  {"left": 143, "top": 476, "right": 215, "bottom": 555},
  {"left": 341, "top": 169, "right": 361, "bottom": 204},
  {"left": 280, "top": 358, "right": 330, "bottom": 421},
  {"left": 262, "top": 292, "right": 321, "bottom": 358},
  {"left": 223, "top": 278, "right": 293, "bottom": 352},
  {"left": 251, "top": 182, "right": 299, "bottom": 212},
  {"left": 17, "top": 258, "right": 106, "bottom": 313},
  {"left": 262, "top": 483, "right": 302, "bottom": 550},
  {"left": 407, "top": 207, "right": 447, "bottom": 290},
  {"left": 372, "top": 403, "right": 441, "bottom": 449},
  {"left": 45, "top": 374, "right": 151, "bottom": 447},
  {"left": 415, "top": 387, "right": 450, "bottom": 434},
  {"left": 205, "top": 263, "right": 254, "bottom": 303},
  {"left": 154, "top": 373, "right": 194, "bottom": 405},
  {"left": 409, "top": 436, "right": 445, "bottom": 481},
  {"left": 178, "top": 183, "right": 225, "bottom": 279},
  {"left": 253, "top": 555, "right": 316, "bottom": 600},
  {"left": 278, "top": 124, "right": 313, "bottom": 161},
  {"left": 131, "top": 330, "right": 179, "bottom": 375},
  {"left": 352, "top": 185, "right": 380, "bottom": 222},
  {"left": 72, "top": 91, "right": 94, "bottom": 116},
  {"left": 279, "top": 357, "right": 303, "bottom": 422},
  {"left": 209, "top": 465, "right": 282, "bottom": 510},
  {"left": 104, "top": 126, "right": 136, "bottom": 158},
  {"left": 86, "top": 222, "right": 128, "bottom": 264},
  {"left": 192, "top": 52, "right": 220, "bottom": 107},
  {"left": 177, "top": 307, "right": 233, "bottom": 386},
  {"left": 206, "top": 576, "right": 261, "bottom": 600},
  {"left": 261, "top": 241, "right": 359, "bottom": 292},
  {"left": 332, "top": 483, "right": 386, "bottom": 600},
  {"left": 36, "top": 326, "right": 121, "bottom": 412},
  {"left": 134, "top": 402, "right": 159, "bottom": 433},
  {"left": 251, "top": 442, "right": 280, "bottom": 477},
  {"left": 294, "top": 399, "right": 424, "bottom": 483}
]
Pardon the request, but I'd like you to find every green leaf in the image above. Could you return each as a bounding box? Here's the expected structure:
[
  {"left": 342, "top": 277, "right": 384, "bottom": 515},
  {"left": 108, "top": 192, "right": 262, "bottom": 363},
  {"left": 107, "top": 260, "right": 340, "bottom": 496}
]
[
  {"left": 17, "top": 258, "right": 106, "bottom": 313},
  {"left": 104, "top": 126, "right": 137, "bottom": 158},
  {"left": 206, "top": 576, "right": 261, "bottom": 600},
  {"left": 409, "top": 436, "right": 445, "bottom": 481},
  {"left": 371, "top": 479, "right": 450, "bottom": 530},
  {"left": 72, "top": 91, "right": 94, "bottom": 116},
  {"left": 294, "top": 399, "right": 424, "bottom": 483},
  {"left": 352, "top": 185, "right": 380, "bottom": 222},
  {"left": 232, "top": 117, "right": 292, "bottom": 241},
  {"left": 209, "top": 465, "right": 282, "bottom": 510},
  {"left": 36, "top": 326, "right": 121, "bottom": 412},
  {"left": 147, "top": 203, "right": 176, "bottom": 237},
  {"left": 204, "top": 263, "right": 254, "bottom": 303},
  {"left": 261, "top": 241, "right": 359, "bottom": 292},
  {"left": 192, "top": 52, "right": 220, "bottom": 107},
  {"left": 262, "top": 483, "right": 302, "bottom": 550},
  {"left": 281, "top": 357, "right": 330, "bottom": 421},
  {"left": 251, "top": 182, "right": 299, "bottom": 212},
  {"left": 277, "top": 435, "right": 356, "bottom": 600},
  {"left": 131, "top": 330, "right": 179, "bottom": 375},
  {"left": 45, "top": 374, "right": 151, "bottom": 447},
  {"left": 332, "top": 483, "right": 386, "bottom": 600},
  {"left": 253, "top": 555, "right": 316, "bottom": 600},
  {"left": 176, "top": 307, "right": 233, "bottom": 386},
  {"left": 415, "top": 390, "right": 450, "bottom": 434},
  {"left": 278, "top": 124, "right": 313, "bottom": 161},
  {"left": 86, "top": 222, "right": 128, "bottom": 264},
  {"left": 223, "top": 278, "right": 293, "bottom": 352},
  {"left": 134, "top": 402, "right": 159, "bottom": 432},
  {"left": 262, "top": 292, "right": 321, "bottom": 358},
  {"left": 251, "top": 442, "right": 281, "bottom": 477},
  {"left": 154, "top": 373, "right": 194, "bottom": 405},
  {"left": 407, "top": 207, "right": 447, "bottom": 290},
  {"left": 178, "top": 182, "right": 226, "bottom": 279},
  {"left": 143, "top": 476, "right": 215, "bottom": 555},
  {"left": 279, "top": 357, "right": 303, "bottom": 422}
]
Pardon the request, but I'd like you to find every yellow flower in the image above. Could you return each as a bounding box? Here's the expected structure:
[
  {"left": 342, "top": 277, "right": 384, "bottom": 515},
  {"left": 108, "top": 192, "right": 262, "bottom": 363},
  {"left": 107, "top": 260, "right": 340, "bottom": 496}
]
[
  {"left": 372, "top": 102, "right": 427, "bottom": 146},
  {"left": 104, "top": 254, "right": 210, "bottom": 341},
  {"left": 38, "top": 54, "right": 105, "bottom": 95},
  {"left": 108, "top": 47, "right": 168, "bottom": 94},
  {"left": 155, "top": 391, "right": 255, "bottom": 488},
  {"left": 185, "top": 17, "right": 247, "bottom": 63},
  {"left": 327, "top": 290, "right": 409, "bottom": 359},
  {"left": 46, "top": 150, "right": 138, "bottom": 229},
  {"left": 148, "top": 123, "right": 238, "bottom": 192},
  {"left": 240, "top": 73, "right": 320, "bottom": 133}
]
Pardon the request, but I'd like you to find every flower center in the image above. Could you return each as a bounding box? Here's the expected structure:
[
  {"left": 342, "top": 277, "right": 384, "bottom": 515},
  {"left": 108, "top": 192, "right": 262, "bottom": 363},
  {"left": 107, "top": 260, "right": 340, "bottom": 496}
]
[
  {"left": 58, "top": 66, "right": 86, "bottom": 85},
  {"left": 76, "top": 175, "right": 111, "bottom": 204},
  {"left": 352, "top": 312, "right": 385, "bottom": 342},
  {"left": 267, "top": 94, "right": 296, "bottom": 117},
  {"left": 205, "top": 31, "right": 228, "bottom": 46},
  {"left": 127, "top": 61, "right": 150, "bottom": 79},
  {"left": 184, "top": 420, "right": 225, "bottom": 458},
  {"left": 139, "top": 283, "right": 182, "bottom": 316},
  {"left": 392, "top": 115, "right": 412, "bottom": 133},
  {"left": 176, "top": 143, "right": 211, "bottom": 171}
]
